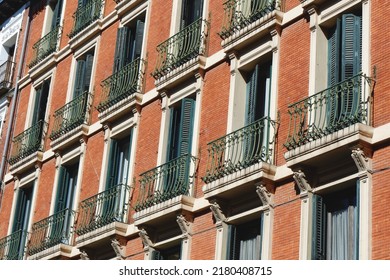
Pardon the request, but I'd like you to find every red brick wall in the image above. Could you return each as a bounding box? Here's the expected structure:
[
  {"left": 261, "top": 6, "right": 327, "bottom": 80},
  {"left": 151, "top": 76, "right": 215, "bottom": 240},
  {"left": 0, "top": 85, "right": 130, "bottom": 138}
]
[
  {"left": 0, "top": 180, "right": 15, "bottom": 237},
  {"left": 190, "top": 211, "right": 216, "bottom": 260}
]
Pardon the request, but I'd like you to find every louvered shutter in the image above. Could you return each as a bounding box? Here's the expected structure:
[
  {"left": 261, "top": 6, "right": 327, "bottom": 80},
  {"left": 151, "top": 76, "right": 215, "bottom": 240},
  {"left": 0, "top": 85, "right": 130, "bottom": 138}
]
[
  {"left": 167, "top": 107, "right": 181, "bottom": 161},
  {"left": 312, "top": 194, "right": 326, "bottom": 260},
  {"left": 178, "top": 98, "right": 195, "bottom": 157},
  {"left": 105, "top": 139, "right": 119, "bottom": 189},
  {"left": 132, "top": 20, "right": 145, "bottom": 61},
  {"left": 226, "top": 224, "right": 238, "bottom": 260},
  {"left": 113, "top": 27, "right": 130, "bottom": 73},
  {"left": 73, "top": 59, "right": 86, "bottom": 98},
  {"left": 51, "top": 0, "right": 63, "bottom": 31},
  {"left": 12, "top": 187, "right": 33, "bottom": 233},
  {"left": 246, "top": 64, "right": 259, "bottom": 125},
  {"left": 83, "top": 54, "right": 94, "bottom": 93},
  {"left": 54, "top": 166, "right": 68, "bottom": 213}
]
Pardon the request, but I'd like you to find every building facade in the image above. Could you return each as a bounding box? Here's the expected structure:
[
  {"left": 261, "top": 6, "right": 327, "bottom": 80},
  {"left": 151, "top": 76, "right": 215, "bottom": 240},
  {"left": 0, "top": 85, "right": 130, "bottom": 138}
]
[{"left": 0, "top": 0, "right": 389, "bottom": 260}]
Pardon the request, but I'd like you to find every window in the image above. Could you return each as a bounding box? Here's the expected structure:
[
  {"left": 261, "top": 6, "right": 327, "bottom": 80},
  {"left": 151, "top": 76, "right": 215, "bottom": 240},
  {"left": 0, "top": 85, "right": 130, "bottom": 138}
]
[
  {"left": 105, "top": 131, "right": 133, "bottom": 189},
  {"left": 312, "top": 185, "right": 359, "bottom": 260},
  {"left": 180, "top": 0, "right": 203, "bottom": 29},
  {"left": 152, "top": 243, "right": 182, "bottom": 260},
  {"left": 226, "top": 218, "right": 262, "bottom": 260},
  {"left": 32, "top": 79, "right": 51, "bottom": 125},
  {"left": 47, "top": 0, "right": 64, "bottom": 32},
  {"left": 326, "top": 13, "right": 362, "bottom": 124},
  {"left": 0, "top": 107, "right": 6, "bottom": 138},
  {"left": 166, "top": 98, "right": 195, "bottom": 162},
  {"left": 55, "top": 162, "right": 79, "bottom": 213},
  {"left": 11, "top": 185, "right": 33, "bottom": 258},
  {"left": 113, "top": 15, "right": 145, "bottom": 73},
  {"left": 73, "top": 50, "right": 94, "bottom": 98}
]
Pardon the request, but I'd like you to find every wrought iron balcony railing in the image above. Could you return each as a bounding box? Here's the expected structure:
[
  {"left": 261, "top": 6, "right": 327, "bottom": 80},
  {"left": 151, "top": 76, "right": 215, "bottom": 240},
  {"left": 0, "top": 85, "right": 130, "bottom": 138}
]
[
  {"left": 28, "top": 26, "right": 61, "bottom": 68},
  {"left": 135, "top": 154, "right": 197, "bottom": 211},
  {"left": 284, "top": 73, "right": 375, "bottom": 151},
  {"left": 69, "top": 0, "right": 103, "bottom": 38},
  {"left": 0, "top": 60, "right": 15, "bottom": 92},
  {"left": 152, "top": 18, "right": 209, "bottom": 79},
  {"left": 202, "top": 117, "right": 276, "bottom": 184},
  {"left": 97, "top": 58, "right": 145, "bottom": 112},
  {"left": 76, "top": 184, "right": 131, "bottom": 236},
  {"left": 50, "top": 91, "right": 91, "bottom": 140},
  {"left": 0, "top": 230, "right": 28, "bottom": 260},
  {"left": 9, "top": 120, "right": 47, "bottom": 165},
  {"left": 27, "top": 208, "right": 76, "bottom": 256},
  {"left": 219, "top": 0, "right": 279, "bottom": 39}
]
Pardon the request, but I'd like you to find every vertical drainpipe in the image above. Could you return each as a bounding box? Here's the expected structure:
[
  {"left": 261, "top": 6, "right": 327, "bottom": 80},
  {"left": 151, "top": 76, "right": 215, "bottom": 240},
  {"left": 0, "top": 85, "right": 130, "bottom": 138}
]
[{"left": 0, "top": 2, "right": 31, "bottom": 210}]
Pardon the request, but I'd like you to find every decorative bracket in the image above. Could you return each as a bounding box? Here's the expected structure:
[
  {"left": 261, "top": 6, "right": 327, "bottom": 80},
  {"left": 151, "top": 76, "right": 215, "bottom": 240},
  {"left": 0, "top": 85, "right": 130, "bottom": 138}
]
[
  {"left": 80, "top": 251, "right": 89, "bottom": 260},
  {"left": 256, "top": 183, "right": 274, "bottom": 207},
  {"left": 293, "top": 170, "right": 312, "bottom": 193},
  {"left": 351, "top": 148, "right": 371, "bottom": 172},
  {"left": 210, "top": 200, "right": 227, "bottom": 224},
  {"left": 176, "top": 215, "right": 192, "bottom": 238},
  {"left": 111, "top": 239, "right": 125, "bottom": 260},
  {"left": 138, "top": 228, "right": 153, "bottom": 251}
]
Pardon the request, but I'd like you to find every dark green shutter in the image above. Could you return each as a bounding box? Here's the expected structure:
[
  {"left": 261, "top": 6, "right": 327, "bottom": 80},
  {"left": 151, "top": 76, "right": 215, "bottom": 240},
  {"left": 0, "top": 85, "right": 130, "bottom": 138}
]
[
  {"left": 113, "top": 27, "right": 131, "bottom": 73},
  {"left": 105, "top": 139, "right": 119, "bottom": 189},
  {"left": 51, "top": 0, "right": 63, "bottom": 31},
  {"left": 312, "top": 194, "right": 326, "bottom": 260},
  {"left": 246, "top": 64, "right": 259, "bottom": 125},
  {"left": 167, "top": 106, "right": 181, "bottom": 161},
  {"left": 54, "top": 166, "right": 67, "bottom": 213},
  {"left": 83, "top": 54, "right": 94, "bottom": 93},
  {"left": 178, "top": 98, "right": 195, "bottom": 156},
  {"left": 73, "top": 59, "right": 86, "bottom": 97},
  {"left": 31, "top": 86, "right": 43, "bottom": 125},
  {"left": 328, "top": 18, "right": 341, "bottom": 87},
  {"left": 226, "top": 224, "right": 237, "bottom": 260},
  {"left": 133, "top": 20, "right": 145, "bottom": 60},
  {"left": 12, "top": 187, "right": 33, "bottom": 233},
  {"left": 181, "top": 0, "right": 203, "bottom": 29},
  {"left": 152, "top": 249, "right": 162, "bottom": 260}
]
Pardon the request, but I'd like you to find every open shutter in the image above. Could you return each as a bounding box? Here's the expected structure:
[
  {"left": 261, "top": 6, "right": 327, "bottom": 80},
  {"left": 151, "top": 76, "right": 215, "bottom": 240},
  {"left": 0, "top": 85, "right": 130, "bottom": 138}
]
[
  {"left": 105, "top": 139, "right": 119, "bottom": 189},
  {"left": 83, "top": 54, "right": 94, "bottom": 93},
  {"left": 54, "top": 166, "right": 68, "bottom": 213},
  {"left": 246, "top": 64, "right": 259, "bottom": 125},
  {"left": 31, "top": 87, "right": 43, "bottom": 125},
  {"left": 178, "top": 98, "right": 195, "bottom": 157},
  {"left": 73, "top": 59, "right": 86, "bottom": 98},
  {"left": 312, "top": 194, "right": 326, "bottom": 260},
  {"left": 328, "top": 18, "right": 341, "bottom": 87},
  {"left": 12, "top": 187, "right": 33, "bottom": 233},
  {"left": 132, "top": 20, "right": 145, "bottom": 61},
  {"left": 113, "top": 27, "right": 130, "bottom": 73},
  {"left": 51, "top": 0, "right": 63, "bottom": 31},
  {"left": 167, "top": 107, "right": 181, "bottom": 161}
]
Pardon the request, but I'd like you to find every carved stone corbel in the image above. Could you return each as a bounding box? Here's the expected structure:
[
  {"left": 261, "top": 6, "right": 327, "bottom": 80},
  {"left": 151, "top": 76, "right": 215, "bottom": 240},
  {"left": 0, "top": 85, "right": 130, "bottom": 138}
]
[
  {"left": 256, "top": 183, "right": 274, "bottom": 207},
  {"left": 111, "top": 239, "right": 125, "bottom": 260},
  {"left": 80, "top": 250, "right": 89, "bottom": 260},
  {"left": 209, "top": 200, "right": 227, "bottom": 224},
  {"left": 138, "top": 228, "right": 153, "bottom": 251},
  {"left": 293, "top": 170, "right": 312, "bottom": 193},
  {"left": 351, "top": 148, "right": 370, "bottom": 172},
  {"left": 176, "top": 215, "right": 192, "bottom": 238}
]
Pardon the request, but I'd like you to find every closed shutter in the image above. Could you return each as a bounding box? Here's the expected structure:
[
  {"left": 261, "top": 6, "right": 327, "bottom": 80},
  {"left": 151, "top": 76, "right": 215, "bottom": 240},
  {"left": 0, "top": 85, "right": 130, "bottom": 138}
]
[
  {"left": 312, "top": 194, "right": 326, "bottom": 260},
  {"left": 12, "top": 187, "right": 33, "bottom": 233},
  {"left": 105, "top": 139, "right": 119, "bottom": 189},
  {"left": 73, "top": 60, "right": 86, "bottom": 98},
  {"left": 178, "top": 98, "right": 195, "bottom": 157}
]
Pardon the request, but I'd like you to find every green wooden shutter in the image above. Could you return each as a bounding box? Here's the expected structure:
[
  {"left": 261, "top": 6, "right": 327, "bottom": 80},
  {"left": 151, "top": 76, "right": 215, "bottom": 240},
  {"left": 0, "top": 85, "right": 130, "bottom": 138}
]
[
  {"left": 152, "top": 249, "right": 162, "bottom": 260},
  {"left": 105, "top": 139, "right": 119, "bottom": 189},
  {"left": 328, "top": 18, "right": 341, "bottom": 87},
  {"left": 246, "top": 64, "right": 259, "bottom": 125},
  {"left": 132, "top": 20, "right": 145, "bottom": 61},
  {"left": 178, "top": 98, "right": 195, "bottom": 157},
  {"left": 341, "top": 14, "right": 362, "bottom": 81},
  {"left": 113, "top": 27, "right": 131, "bottom": 73},
  {"left": 31, "top": 87, "right": 43, "bottom": 125},
  {"left": 51, "top": 0, "right": 63, "bottom": 31},
  {"left": 83, "top": 54, "right": 94, "bottom": 93},
  {"left": 312, "top": 194, "right": 326, "bottom": 260},
  {"left": 167, "top": 106, "right": 181, "bottom": 161},
  {"left": 73, "top": 59, "right": 86, "bottom": 98},
  {"left": 12, "top": 187, "right": 33, "bottom": 233},
  {"left": 54, "top": 166, "right": 67, "bottom": 213},
  {"left": 226, "top": 224, "right": 238, "bottom": 260}
]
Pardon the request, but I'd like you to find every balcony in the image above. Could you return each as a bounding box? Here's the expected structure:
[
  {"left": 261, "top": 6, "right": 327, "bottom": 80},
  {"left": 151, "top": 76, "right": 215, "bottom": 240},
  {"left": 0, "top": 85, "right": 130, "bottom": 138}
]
[
  {"left": 220, "top": 0, "right": 279, "bottom": 39},
  {"left": 50, "top": 91, "right": 91, "bottom": 143},
  {"left": 9, "top": 120, "right": 47, "bottom": 166},
  {"left": 284, "top": 74, "right": 375, "bottom": 174},
  {"left": 68, "top": 0, "right": 103, "bottom": 38},
  {"left": 97, "top": 58, "right": 145, "bottom": 122},
  {"left": 28, "top": 26, "right": 61, "bottom": 68},
  {"left": 285, "top": 74, "right": 374, "bottom": 150},
  {"left": 0, "top": 230, "right": 28, "bottom": 260},
  {"left": 135, "top": 154, "right": 197, "bottom": 212},
  {"left": 0, "top": 60, "right": 15, "bottom": 93},
  {"left": 203, "top": 117, "right": 276, "bottom": 183},
  {"left": 151, "top": 18, "right": 209, "bottom": 82},
  {"left": 76, "top": 184, "right": 131, "bottom": 237},
  {"left": 27, "top": 209, "right": 76, "bottom": 258}
]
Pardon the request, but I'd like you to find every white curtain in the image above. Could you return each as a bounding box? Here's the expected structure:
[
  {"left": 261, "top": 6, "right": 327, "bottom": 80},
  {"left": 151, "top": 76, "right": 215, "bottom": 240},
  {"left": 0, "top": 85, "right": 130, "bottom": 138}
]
[{"left": 239, "top": 233, "right": 261, "bottom": 260}]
